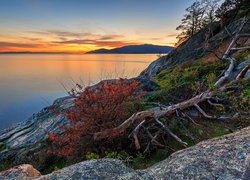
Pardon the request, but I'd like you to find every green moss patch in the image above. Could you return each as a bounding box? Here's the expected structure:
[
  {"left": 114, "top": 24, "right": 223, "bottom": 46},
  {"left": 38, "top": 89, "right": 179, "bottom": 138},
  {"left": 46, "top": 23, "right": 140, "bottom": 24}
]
[{"left": 153, "top": 59, "right": 228, "bottom": 103}]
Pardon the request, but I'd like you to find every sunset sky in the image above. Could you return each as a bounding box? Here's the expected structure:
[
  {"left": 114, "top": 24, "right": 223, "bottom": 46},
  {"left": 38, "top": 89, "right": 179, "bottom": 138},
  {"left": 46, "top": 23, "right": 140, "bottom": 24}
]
[{"left": 0, "top": 0, "right": 196, "bottom": 53}]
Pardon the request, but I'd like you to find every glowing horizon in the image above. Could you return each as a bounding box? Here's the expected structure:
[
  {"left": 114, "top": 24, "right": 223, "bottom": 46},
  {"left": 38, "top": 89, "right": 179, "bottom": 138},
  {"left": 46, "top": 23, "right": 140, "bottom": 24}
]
[{"left": 0, "top": 0, "right": 196, "bottom": 53}]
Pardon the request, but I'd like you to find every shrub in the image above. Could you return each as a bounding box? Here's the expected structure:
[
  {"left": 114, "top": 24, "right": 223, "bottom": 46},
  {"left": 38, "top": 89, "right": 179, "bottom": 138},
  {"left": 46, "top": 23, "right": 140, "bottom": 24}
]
[
  {"left": 86, "top": 152, "right": 100, "bottom": 160},
  {"left": 48, "top": 78, "right": 143, "bottom": 156},
  {"left": 154, "top": 59, "right": 228, "bottom": 103}
]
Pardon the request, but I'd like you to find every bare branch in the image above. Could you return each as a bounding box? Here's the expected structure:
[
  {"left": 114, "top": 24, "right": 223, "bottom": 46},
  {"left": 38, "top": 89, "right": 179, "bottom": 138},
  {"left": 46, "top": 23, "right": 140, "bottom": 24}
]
[
  {"left": 180, "top": 110, "right": 201, "bottom": 126},
  {"left": 194, "top": 104, "right": 216, "bottom": 119},
  {"left": 94, "top": 86, "right": 230, "bottom": 141},
  {"left": 141, "top": 102, "right": 168, "bottom": 108},
  {"left": 128, "top": 120, "right": 146, "bottom": 150},
  {"left": 214, "top": 57, "right": 235, "bottom": 86},
  {"left": 231, "top": 46, "right": 250, "bottom": 51},
  {"left": 154, "top": 118, "right": 188, "bottom": 146},
  {"left": 207, "top": 100, "right": 224, "bottom": 108},
  {"left": 236, "top": 64, "right": 250, "bottom": 80},
  {"left": 143, "top": 128, "right": 165, "bottom": 148},
  {"left": 194, "top": 104, "right": 231, "bottom": 121}
]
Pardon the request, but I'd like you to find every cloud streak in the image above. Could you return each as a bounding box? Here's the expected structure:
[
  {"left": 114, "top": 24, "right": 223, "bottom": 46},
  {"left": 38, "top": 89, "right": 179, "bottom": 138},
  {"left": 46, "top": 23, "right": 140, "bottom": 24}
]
[
  {"left": 29, "top": 30, "right": 124, "bottom": 40},
  {"left": 0, "top": 42, "right": 42, "bottom": 48},
  {"left": 53, "top": 39, "right": 136, "bottom": 47}
]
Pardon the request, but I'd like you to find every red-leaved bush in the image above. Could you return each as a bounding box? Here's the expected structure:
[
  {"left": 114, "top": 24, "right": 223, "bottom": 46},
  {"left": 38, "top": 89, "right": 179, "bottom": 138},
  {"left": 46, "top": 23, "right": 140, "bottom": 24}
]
[{"left": 48, "top": 79, "right": 143, "bottom": 156}]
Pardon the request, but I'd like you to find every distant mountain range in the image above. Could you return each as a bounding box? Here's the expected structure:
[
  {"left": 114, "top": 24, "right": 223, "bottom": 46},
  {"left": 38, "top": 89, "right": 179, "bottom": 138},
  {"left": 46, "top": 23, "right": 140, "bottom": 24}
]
[{"left": 86, "top": 44, "right": 174, "bottom": 54}]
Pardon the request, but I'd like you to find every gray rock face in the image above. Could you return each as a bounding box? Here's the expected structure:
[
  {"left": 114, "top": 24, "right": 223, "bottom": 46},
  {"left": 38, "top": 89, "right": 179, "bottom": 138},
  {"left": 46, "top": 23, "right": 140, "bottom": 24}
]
[
  {"left": 150, "top": 126, "right": 250, "bottom": 180},
  {"left": 0, "top": 96, "right": 74, "bottom": 162},
  {"left": 1, "top": 126, "right": 249, "bottom": 179},
  {"left": 38, "top": 159, "right": 147, "bottom": 180}
]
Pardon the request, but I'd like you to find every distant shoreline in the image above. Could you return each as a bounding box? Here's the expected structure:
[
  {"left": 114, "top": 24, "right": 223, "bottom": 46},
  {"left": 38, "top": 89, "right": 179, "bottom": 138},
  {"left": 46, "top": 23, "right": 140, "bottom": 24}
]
[{"left": 0, "top": 52, "right": 167, "bottom": 55}]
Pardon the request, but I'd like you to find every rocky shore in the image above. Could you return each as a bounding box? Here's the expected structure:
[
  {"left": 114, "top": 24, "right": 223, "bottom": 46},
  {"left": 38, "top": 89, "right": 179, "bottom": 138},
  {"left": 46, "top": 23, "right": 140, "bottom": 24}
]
[{"left": 1, "top": 126, "right": 249, "bottom": 179}]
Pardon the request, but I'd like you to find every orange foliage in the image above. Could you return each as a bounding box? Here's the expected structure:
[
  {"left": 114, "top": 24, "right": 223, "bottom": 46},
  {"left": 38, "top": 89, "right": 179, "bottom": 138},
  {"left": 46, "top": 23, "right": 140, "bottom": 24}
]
[{"left": 48, "top": 79, "right": 143, "bottom": 156}]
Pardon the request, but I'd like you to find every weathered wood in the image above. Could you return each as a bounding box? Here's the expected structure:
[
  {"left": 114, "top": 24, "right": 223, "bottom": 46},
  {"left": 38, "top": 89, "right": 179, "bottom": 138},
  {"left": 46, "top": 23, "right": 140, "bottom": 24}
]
[
  {"left": 236, "top": 64, "right": 250, "bottom": 80},
  {"left": 94, "top": 86, "right": 228, "bottom": 141},
  {"left": 214, "top": 57, "right": 235, "bottom": 86},
  {"left": 194, "top": 104, "right": 216, "bottom": 119},
  {"left": 215, "top": 18, "right": 249, "bottom": 86},
  {"left": 231, "top": 46, "right": 250, "bottom": 51},
  {"left": 128, "top": 120, "right": 145, "bottom": 150},
  {"left": 207, "top": 100, "right": 224, "bottom": 108},
  {"left": 154, "top": 118, "right": 188, "bottom": 146}
]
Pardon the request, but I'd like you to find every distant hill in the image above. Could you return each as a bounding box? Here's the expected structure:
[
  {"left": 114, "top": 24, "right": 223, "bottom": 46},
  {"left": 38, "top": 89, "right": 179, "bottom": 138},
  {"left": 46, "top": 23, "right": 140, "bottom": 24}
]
[{"left": 86, "top": 44, "right": 174, "bottom": 54}]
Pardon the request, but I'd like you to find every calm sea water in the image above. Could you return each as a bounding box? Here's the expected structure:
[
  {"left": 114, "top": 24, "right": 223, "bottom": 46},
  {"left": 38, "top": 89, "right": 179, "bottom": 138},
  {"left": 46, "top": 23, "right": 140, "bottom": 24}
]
[{"left": 0, "top": 54, "right": 157, "bottom": 130}]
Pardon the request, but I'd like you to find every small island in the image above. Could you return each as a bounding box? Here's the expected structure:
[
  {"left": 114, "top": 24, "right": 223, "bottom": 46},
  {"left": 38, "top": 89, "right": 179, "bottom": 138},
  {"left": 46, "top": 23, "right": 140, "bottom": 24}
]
[{"left": 86, "top": 44, "right": 174, "bottom": 54}]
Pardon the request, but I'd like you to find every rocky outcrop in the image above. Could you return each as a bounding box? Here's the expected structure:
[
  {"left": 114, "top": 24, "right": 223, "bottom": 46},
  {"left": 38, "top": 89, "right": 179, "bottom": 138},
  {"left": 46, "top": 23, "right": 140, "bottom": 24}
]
[
  {"left": 150, "top": 125, "right": 250, "bottom": 180},
  {"left": 0, "top": 77, "right": 158, "bottom": 164},
  {"left": 140, "top": 17, "right": 250, "bottom": 79},
  {"left": 0, "top": 96, "right": 73, "bottom": 163},
  {"left": 1, "top": 126, "right": 249, "bottom": 179}
]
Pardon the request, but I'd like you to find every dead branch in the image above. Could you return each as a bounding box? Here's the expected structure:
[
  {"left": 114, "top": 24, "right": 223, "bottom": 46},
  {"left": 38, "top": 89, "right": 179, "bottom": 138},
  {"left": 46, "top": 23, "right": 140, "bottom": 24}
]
[
  {"left": 236, "top": 64, "right": 250, "bottom": 80},
  {"left": 143, "top": 128, "right": 165, "bottom": 148},
  {"left": 141, "top": 102, "right": 168, "bottom": 108},
  {"left": 214, "top": 57, "right": 235, "bottom": 87},
  {"left": 154, "top": 118, "right": 188, "bottom": 146},
  {"left": 180, "top": 110, "right": 201, "bottom": 126},
  {"left": 93, "top": 86, "right": 229, "bottom": 141},
  {"left": 194, "top": 104, "right": 231, "bottom": 121},
  {"left": 231, "top": 46, "right": 250, "bottom": 51},
  {"left": 215, "top": 18, "right": 249, "bottom": 87},
  {"left": 194, "top": 104, "right": 217, "bottom": 119},
  {"left": 207, "top": 99, "right": 224, "bottom": 108},
  {"left": 128, "top": 120, "right": 145, "bottom": 150}
]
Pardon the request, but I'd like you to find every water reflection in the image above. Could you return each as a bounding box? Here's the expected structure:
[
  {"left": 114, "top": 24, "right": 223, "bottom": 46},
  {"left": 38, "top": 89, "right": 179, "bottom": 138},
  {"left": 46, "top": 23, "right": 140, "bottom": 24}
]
[{"left": 0, "top": 54, "right": 157, "bottom": 129}]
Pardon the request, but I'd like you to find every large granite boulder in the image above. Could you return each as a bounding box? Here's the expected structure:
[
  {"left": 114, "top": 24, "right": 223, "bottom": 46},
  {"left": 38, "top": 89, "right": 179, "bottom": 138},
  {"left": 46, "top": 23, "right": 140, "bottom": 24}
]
[
  {"left": 1, "top": 126, "right": 249, "bottom": 179},
  {"left": 0, "top": 164, "right": 41, "bottom": 180}
]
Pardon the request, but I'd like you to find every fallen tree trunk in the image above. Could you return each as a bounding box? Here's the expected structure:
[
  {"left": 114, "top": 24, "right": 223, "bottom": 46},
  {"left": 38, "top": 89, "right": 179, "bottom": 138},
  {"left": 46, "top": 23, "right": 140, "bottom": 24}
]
[{"left": 94, "top": 86, "right": 228, "bottom": 141}]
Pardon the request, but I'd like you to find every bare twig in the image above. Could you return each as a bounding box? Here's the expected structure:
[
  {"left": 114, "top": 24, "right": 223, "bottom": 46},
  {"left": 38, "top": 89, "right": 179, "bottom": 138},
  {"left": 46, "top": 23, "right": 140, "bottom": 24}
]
[
  {"left": 194, "top": 104, "right": 230, "bottom": 121},
  {"left": 207, "top": 100, "right": 224, "bottom": 108},
  {"left": 194, "top": 104, "right": 216, "bottom": 119},
  {"left": 154, "top": 118, "right": 188, "bottom": 146},
  {"left": 128, "top": 120, "right": 146, "bottom": 150},
  {"left": 231, "top": 46, "right": 250, "bottom": 51}
]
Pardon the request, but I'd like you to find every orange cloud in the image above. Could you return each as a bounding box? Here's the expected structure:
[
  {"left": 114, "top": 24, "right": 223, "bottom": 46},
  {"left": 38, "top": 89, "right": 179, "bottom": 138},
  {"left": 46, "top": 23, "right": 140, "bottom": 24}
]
[{"left": 0, "top": 30, "right": 175, "bottom": 53}]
